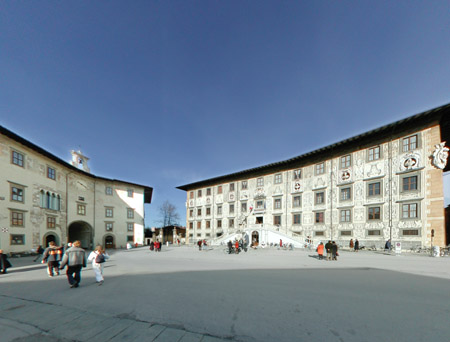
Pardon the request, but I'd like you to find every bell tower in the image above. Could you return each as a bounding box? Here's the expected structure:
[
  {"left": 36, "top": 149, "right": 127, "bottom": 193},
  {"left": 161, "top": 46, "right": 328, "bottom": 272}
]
[{"left": 70, "top": 150, "right": 90, "bottom": 173}]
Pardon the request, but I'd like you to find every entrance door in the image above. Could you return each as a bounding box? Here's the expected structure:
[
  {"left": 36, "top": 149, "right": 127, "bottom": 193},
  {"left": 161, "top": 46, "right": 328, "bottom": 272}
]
[
  {"left": 45, "top": 234, "right": 56, "bottom": 247},
  {"left": 252, "top": 231, "right": 259, "bottom": 246},
  {"left": 256, "top": 217, "right": 263, "bottom": 224},
  {"left": 68, "top": 221, "right": 93, "bottom": 249},
  {"left": 105, "top": 235, "right": 115, "bottom": 249}
]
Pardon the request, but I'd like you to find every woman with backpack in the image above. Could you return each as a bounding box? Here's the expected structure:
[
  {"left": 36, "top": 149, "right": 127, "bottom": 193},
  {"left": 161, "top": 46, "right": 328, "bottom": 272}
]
[{"left": 87, "top": 245, "right": 109, "bottom": 285}]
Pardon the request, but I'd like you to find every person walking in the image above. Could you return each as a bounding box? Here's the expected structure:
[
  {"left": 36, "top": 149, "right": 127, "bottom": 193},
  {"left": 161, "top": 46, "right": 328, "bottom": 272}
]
[
  {"left": 235, "top": 240, "right": 240, "bottom": 254},
  {"left": 317, "top": 242, "right": 324, "bottom": 260},
  {"left": 0, "top": 250, "right": 12, "bottom": 274},
  {"left": 349, "top": 239, "right": 354, "bottom": 250},
  {"left": 332, "top": 241, "right": 338, "bottom": 260},
  {"left": 385, "top": 239, "right": 391, "bottom": 252},
  {"left": 354, "top": 239, "right": 360, "bottom": 252},
  {"left": 87, "top": 246, "right": 109, "bottom": 285},
  {"left": 197, "top": 240, "right": 202, "bottom": 251},
  {"left": 227, "top": 240, "right": 233, "bottom": 254},
  {"left": 59, "top": 240, "right": 86, "bottom": 288},
  {"left": 325, "top": 240, "right": 333, "bottom": 261},
  {"left": 33, "top": 245, "right": 44, "bottom": 262},
  {"left": 42, "top": 241, "right": 63, "bottom": 277}
]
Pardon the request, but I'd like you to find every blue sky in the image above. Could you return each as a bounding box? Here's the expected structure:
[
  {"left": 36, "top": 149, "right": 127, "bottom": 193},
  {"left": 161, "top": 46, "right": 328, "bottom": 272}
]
[{"left": 1, "top": 1, "right": 449, "bottom": 227}]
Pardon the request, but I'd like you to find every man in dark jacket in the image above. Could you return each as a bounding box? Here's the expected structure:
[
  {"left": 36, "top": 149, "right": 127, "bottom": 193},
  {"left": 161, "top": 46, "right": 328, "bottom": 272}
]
[
  {"left": 0, "top": 250, "right": 12, "bottom": 274},
  {"left": 42, "top": 241, "right": 63, "bottom": 277},
  {"left": 33, "top": 245, "right": 44, "bottom": 262},
  {"left": 59, "top": 240, "right": 86, "bottom": 288},
  {"left": 325, "top": 241, "right": 333, "bottom": 261}
]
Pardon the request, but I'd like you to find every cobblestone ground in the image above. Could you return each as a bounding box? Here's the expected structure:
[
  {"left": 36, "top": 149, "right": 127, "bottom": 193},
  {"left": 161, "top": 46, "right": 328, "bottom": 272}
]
[{"left": 1, "top": 246, "right": 450, "bottom": 341}]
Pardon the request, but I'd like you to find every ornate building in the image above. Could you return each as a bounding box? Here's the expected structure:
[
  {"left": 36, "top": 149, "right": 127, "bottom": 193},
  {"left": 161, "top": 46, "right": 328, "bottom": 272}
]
[
  {"left": 0, "top": 126, "right": 153, "bottom": 253},
  {"left": 178, "top": 104, "right": 450, "bottom": 249}
]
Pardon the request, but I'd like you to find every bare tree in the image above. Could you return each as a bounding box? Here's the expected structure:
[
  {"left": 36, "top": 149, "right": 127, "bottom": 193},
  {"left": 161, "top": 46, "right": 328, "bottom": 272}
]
[{"left": 158, "top": 200, "right": 180, "bottom": 227}]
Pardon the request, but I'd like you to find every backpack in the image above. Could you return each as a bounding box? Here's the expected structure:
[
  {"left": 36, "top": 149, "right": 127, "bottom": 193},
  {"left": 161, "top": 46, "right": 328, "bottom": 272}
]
[{"left": 95, "top": 253, "right": 105, "bottom": 264}]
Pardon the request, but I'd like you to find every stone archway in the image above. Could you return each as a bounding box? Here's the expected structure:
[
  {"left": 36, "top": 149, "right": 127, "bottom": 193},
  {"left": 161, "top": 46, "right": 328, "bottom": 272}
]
[{"left": 68, "top": 221, "right": 93, "bottom": 250}]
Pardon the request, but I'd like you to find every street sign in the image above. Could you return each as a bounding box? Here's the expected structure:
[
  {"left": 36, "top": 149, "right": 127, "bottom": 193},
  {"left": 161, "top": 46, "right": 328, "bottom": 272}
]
[{"left": 395, "top": 242, "right": 402, "bottom": 255}]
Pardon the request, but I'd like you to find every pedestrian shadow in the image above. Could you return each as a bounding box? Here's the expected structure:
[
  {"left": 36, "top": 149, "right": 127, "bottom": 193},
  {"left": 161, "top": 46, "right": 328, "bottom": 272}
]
[
  {"left": 308, "top": 255, "right": 326, "bottom": 260},
  {"left": 7, "top": 265, "right": 47, "bottom": 274}
]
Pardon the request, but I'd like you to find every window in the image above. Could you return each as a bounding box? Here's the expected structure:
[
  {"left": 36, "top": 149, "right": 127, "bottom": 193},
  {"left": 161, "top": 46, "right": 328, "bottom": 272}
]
[
  {"left": 47, "top": 216, "right": 56, "bottom": 229},
  {"left": 198, "top": 190, "right": 202, "bottom": 197},
  {"left": 340, "top": 187, "right": 351, "bottom": 201},
  {"left": 368, "top": 182, "right": 381, "bottom": 197},
  {"left": 274, "top": 198, "right": 282, "bottom": 209},
  {"left": 257, "top": 177, "right": 264, "bottom": 187},
  {"left": 315, "top": 231, "right": 325, "bottom": 236},
  {"left": 402, "top": 176, "right": 418, "bottom": 192},
  {"left": 229, "top": 204, "right": 235, "bottom": 214},
  {"left": 77, "top": 204, "right": 86, "bottom": 216},
  {"left": 315, "top": 212, "right": 324, "bottom": 224},
  {"left": 189, "top": 222, "right": 193, "bottom": 229},
  {"left": 190, "top": 191, "right": 194, "bottom": 199},
  {"left": 11, "top": 234, "right": 25, "bottom": 245},
  {"left": 340, "top": 155, "right": 351, "bottom": 168},
  {"left": 197, "top": 208, "right": 202, "bottom": 216},
  {"left": 315, "top": 163, "right": 325, "bottom": 175},
  {"left": 127, "top": 189, "right": 134, "bottom": 198},
  {"left": 293, "top": 195, "right": 301, "bottom": 208},
  {"left": 189, "top": 209, "right": 194, "bottom": 218},
  {"left": 105, "top": 208, "right": 114, "bottom": 218},
  {"left": 273, "top": 215, "right": 281, "bottom": 226},
  {"left": 206, "top": 188, "right": 211, "bottom": 196},
  {"left": 368, "top": 230, "right": 381, "bottom": 236},
  {"left": 315, "top": 192, "right": 325, "bottom": 205},
  {"left": 218, "top": 186, "right": 222, "bottom": 194},
  {"left": 293, "top": 213, "right": 301, "bottom": 225},
  {"left": 11, "top": 185, "right": 24, "bottom": 202},
  {"left": 293, "top": 169, "right": 302, "bottom": 180},
  {"left": 402, "top": 135, "right": 418, "bottom": 152},
  {"left": 368, "top": 207, "right": 381, "bottom": 220},
  {"left": 197, "top": 221, "right": 202, "bottom": 229},
  {"left": 256, "top": 200, "right": 264, "bottom": 209},
  {"left": 368, "top": 146, "right": 381, "bottom": 161},
  {"left": 241, "top": 181, "right": 248, "bottom": 190},
  {"left": 127, "top": 235, "right": 134, "bottom": 242},
  {"left": 402, "top": 203, "right": 418, "bottom": 219},
  {"left": 340, "top": 230, "right": 352, "bottom": 236},
  {"left": 127, "top": 208, "right": 134, "bottom": 219},
  {"left": 217, "top": 220, "right": 222, "bottom": 228},
  {"left": 402, "top": 229, "right": 419, "bottom": 236},
  {"left": 47, "top": 167, "right": 56, "bottom": 180},
  {"left": 229, "top": 183, "right": 235, "bottom": 192},
  {"left": 340, "top": 209, "right": 351, "bottom": 223},
  {"left": 274, "top": 173, "right": 282, "bottom": 184},
  {"left": 229, "top": 219, "right": 234, "bottom": 228},
  {"left": 241, "top": 202, "right": 247, "bottom": 212},
  {"left": 12, "top": 150, "right": 24, "bottom": 167},
  {"left": 206, "top": 221, "right": 211, "bottom": 229},
  {"left": 106, "top": 186, "right": 113, "bottom": 195},
  {"left": 11, "top": 211, "right": 24, "bottom": 226},
  {"left": 127, "top": 223, "right": 134, "bottom": 232},
  {"left": 205, "top": 207, "right": 210, "bottom": 216},
  {"left": 105, "top": 223, "right": 113, "bottom": 231},
  {"left": 217, "top": 206, "right": 222, "bottom": 215}
]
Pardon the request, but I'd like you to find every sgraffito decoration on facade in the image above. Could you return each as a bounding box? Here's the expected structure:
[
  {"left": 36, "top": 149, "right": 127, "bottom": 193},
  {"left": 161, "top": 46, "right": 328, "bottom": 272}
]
[
  {"left": 399, "top": 152, "right": 421, "bottom": 172},
  {"left": 293, "top": 182, "right": 301, "bottom": 192},
  {"left": 339, "top": 169, "right": 352, "bottom": 183},
  {"left": 254, "top": 188, "right": 265, "bottom": 199},
  {"left": 432, "top": 142, "right": 449, "bottom": 169}
]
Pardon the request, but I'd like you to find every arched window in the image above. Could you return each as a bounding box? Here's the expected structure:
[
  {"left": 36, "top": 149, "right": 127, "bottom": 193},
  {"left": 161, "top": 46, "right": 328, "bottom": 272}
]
[
  {"left": 40, "top": 190, "right": 45, "bottom": 208},
  {"left": 46, "top": 192, "right": 51, "bottom": 209},
  {"left": 51, "top": 194, "right": 56, "bottom": 210}
]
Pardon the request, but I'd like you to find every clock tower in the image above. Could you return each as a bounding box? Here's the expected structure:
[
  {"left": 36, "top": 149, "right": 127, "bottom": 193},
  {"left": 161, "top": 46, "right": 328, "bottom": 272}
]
[{"left": 70, "top": 150, "right": 90, "bottom": 173}]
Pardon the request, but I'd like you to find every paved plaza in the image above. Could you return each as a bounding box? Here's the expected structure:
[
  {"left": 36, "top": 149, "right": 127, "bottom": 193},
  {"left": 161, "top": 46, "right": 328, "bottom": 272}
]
[{"left": 1, "top": 245, "right": 450, "bottom": 342}]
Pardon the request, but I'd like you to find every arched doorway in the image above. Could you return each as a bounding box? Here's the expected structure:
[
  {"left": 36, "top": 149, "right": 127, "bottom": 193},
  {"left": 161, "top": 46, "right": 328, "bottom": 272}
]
[
  {"left": 104, "top": 235, "right": 115, "bottom": 249},
  {"left": 68, "top": 221, "right": 93, "bottom": 250},
  {"left": 252, "top": 231, "right": 259, "bottom": 247},
  {"left": 44, "top": 233, "right": 58, "bottom": 247}
]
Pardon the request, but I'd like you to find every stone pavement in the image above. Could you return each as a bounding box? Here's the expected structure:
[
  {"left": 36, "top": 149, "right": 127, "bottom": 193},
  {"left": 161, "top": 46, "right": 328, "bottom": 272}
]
[{"left": 0, "top": 295, "right": 226, "bottom": 342}]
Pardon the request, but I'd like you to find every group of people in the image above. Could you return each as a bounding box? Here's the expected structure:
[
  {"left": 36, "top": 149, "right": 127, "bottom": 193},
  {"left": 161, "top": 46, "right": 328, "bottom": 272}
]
[
  {"left": 197, "top": 239, "right": 208, "bottom": 251},
  {"left": 2, "top": 241, "right": 109, "bottom": 288},
  {"left": 227, "top": 238, "right": 247, "bottom": 254},
  {"left": 316, "top": 241, "right": 339, "bottom": 260},
  {"left": 149, "top": 240, "right": 162, "bottom": 252},
  {"left": 349, "top": 239, "right": 360, "bottom": 252}
]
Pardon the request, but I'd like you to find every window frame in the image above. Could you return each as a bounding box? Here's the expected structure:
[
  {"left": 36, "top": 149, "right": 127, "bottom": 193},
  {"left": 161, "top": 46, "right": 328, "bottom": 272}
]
[
  {"left": 368, "top": 206, "right": 381, "bottom": 221},
  {"left": 11, "top": 150, "right": 24, "bottom": 167},
  {"left": 367, "top": 180, "right": 382, "bottom": 197},
  {"left": 315, "top": 211, "right": 325, "bottom": 224},
  {"left": 257, "top": 177, "right": 264, "bottom": 187},
  {"left": 292, "top": 213, "right": 301, "bottom": 225},
  {"left": 315, "top": 191, "right": 325, "bottom": 205},
  {"left": 11, "top": 184, "right": 25, "bottom": 203},
  {"left": 127, "top": 208, "right": 134, "bottom": 219},
  {"left": 11, "top": 211, "right": 24, "bottom": 227},
  {"left": 11, "top": 234, "right": 25, "bottom": 245},
  {"left": 340, "top": 155, "right": 351, "bottom": 169},
  {"left": 273, "top": 198, "right": 282, "bottom": 210},
  {"left": 315, "top": 162, "right": 325, "bottom": 175},
  {"left": 402, "top": 134, "right": 419, "bottom": 152},
  {"left": 47, "top": 166, "right": 56, "bottom": 180},
  {"left": 401, "top": 174, "right": 420, "bottom": 193},
  {"left": 105, "top": 222, "right": 113, "bottom": 231},
  {"left": 77, "top": 204, "right": 86, "bottom": 216},
  {"left": 105, "top": 186, "right": 113, "bottom": 196},
  {"left": 292, "top": 195, "right": 302, "bottom": 208},
  {"left": 340, "top": 187, "right": 352, "bottom": 202},
  {"left": 127, "top": 223, "right": 134, "bottom": 232},
  {"left": 274, "top": 173, "right": 282, "bottom": 184},
  {"left": 367, "top": 146, "right": 381, "bottom": 161},
  {"left": 340, "top": 209, "right": 352, "bottom": 223},
  {"left": 401, "top": 202, "right": 420, "bottom": 220},
  {"left": 105, "top": 207, "right": 114, "bottom": 218},
  {"left": 273, "top": 215, "right": 281, "bottom": 226},
  {"left": 47, "top": 216, "right": 56, "bottom": 229}
]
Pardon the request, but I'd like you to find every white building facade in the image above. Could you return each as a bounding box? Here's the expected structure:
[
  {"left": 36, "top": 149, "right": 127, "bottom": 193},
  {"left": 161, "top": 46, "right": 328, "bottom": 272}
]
[
  {"left": 178, "top": 104, "right": 450, "bottom": 249},
  {"left": 0, "top": 126, "right": 153, "bottom": 253}
]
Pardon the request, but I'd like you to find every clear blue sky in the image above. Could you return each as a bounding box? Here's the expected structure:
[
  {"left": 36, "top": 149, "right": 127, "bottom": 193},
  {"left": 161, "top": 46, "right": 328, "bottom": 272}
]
[{"left": 1, "top": 1, "right": 449, "bottom": 227}]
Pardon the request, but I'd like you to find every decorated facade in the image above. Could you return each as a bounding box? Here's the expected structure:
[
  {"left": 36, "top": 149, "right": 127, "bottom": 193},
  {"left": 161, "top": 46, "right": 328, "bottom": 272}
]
[{"left": 178, "top": 104, "right": 450, "bottom": 249}]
